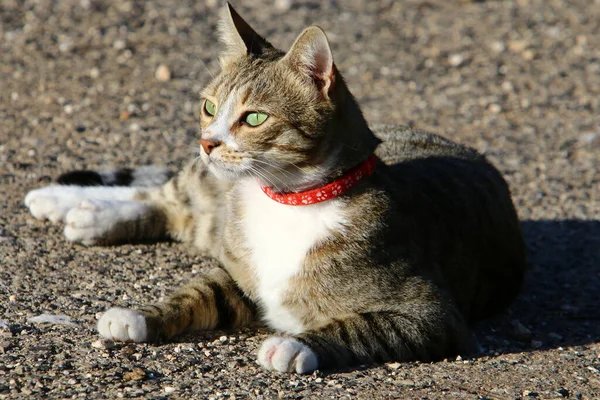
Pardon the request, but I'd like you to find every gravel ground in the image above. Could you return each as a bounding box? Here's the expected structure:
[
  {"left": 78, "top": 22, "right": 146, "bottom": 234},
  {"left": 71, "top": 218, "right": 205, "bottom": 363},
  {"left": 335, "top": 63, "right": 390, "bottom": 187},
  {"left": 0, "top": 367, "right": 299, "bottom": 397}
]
[{"left": 1, "top": 0, "right": 599, "bottom": 398}]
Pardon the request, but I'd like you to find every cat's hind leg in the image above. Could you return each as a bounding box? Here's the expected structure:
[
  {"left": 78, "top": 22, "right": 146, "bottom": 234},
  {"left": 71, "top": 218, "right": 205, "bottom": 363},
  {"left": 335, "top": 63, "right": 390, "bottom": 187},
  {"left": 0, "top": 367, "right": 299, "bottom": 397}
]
[
  {"left": 258, "top": 304, "right": 471, "bottom": 374},
  {"left": 24, "top": 162, "right": 211, "bottom": 245},
  {"left": 97, "top": 268, "right": 257, "bottom": 342},
  {"left": 25, "top": 165, "right": 173, "bottom": 225},
  {"left": 24, "top": 185, "right": 166, "bottom": 245},
  {"left": 64, "top": 198, "right": 166, "bottom": 245}
]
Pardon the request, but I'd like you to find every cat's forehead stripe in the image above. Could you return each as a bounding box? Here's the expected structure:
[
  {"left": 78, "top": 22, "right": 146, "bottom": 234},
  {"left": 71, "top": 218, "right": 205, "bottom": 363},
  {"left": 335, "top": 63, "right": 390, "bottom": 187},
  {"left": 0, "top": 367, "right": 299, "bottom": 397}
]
[
  {"left": 240, "top": 87, "right": 252, "bottom": 106},
  {"left": 214, "top": 60, "right": 271, "bottom": 102}
]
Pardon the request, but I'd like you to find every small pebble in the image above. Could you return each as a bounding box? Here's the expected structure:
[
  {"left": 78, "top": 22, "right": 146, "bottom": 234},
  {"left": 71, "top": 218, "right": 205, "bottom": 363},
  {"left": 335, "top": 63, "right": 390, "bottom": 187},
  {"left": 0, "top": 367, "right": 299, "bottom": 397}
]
[
  {"left": 507, "top": 40, "right": 528, "bottom": 53},
  {"left": 386, "top": 362, "right": 401, "bottom": 370},
  {"left": 123, "top": 367, "right": 146, "bottom": 381},
  {"left": 113, "top": 39, "right": 126, "bottom": 50},
  {"left": 511, "top": 320, "right": 532, "bottom": 342},
  {"left": 579, "top": 132, "right": 598, "bottom": 146},
  {"left": 522, "top": 50, "right": 535, "bottom": 60},
  {"left": 92, "top": 339, "right": 116, "bottom": 349},
  {"left": 490, "top": 40, "right": 505, "bottom": 53},
  {"left": 59, "top": 39, "right": 73, "bottom": 53},
  {"left": 448, "top": 53, "right": 464, "bottom": 67},
  {"left": 155, "top": 64, "right": 171, "bottom": 81},
  {"left": 164, "top": 386, "right": 176, "bottom": 394},
  {"left": 501, "top": 81, "right": 514, "bottom": 92},
  {"left": 488, "top": 103, "right": 502, "bottom": 114},
  {"left": 275, "top": 0, "right": 292, "bottom": 11}
]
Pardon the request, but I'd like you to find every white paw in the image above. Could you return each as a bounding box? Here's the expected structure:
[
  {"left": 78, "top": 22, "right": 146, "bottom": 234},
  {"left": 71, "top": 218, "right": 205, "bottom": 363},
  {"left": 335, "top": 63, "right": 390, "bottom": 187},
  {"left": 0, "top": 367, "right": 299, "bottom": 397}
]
[
  {"left": 64, "top": 199, "right": 147, "bottom": 245},
  {"left": 25, "top": 186, "right": 77, "bottom": 222},
  {"left": 25, "top": 185, "right": 140, "bottom": 225},
  {"left": 64, "top": 199, "right": 116, "bottom": 244},
  {"left": 257, "top": 337, "right": 318, "bottom": 374},
  {"left": 97, "top": 307, "right": 148, "bottom": 342}
]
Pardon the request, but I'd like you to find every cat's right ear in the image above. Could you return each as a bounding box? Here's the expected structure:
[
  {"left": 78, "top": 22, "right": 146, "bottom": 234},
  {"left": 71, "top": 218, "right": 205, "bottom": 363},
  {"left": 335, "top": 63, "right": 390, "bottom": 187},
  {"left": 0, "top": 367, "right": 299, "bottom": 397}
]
[
  {"left": 218, "top": 3, "right": 270, "bottom": 67},
  {"left": 282, "top": 26, "right": 335, "bottom": 99}
]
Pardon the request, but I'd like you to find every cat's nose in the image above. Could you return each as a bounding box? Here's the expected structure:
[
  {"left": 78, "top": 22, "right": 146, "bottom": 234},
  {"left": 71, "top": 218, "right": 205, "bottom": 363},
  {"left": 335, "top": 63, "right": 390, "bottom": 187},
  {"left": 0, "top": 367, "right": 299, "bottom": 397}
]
[{"left": 200, "top": 138, "right": 222, "bottom": 155}]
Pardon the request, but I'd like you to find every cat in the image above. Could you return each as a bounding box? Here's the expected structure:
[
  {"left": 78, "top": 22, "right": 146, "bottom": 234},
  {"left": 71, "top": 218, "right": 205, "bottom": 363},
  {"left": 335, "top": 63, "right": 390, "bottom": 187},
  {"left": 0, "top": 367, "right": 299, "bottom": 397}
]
[{"left": 24, "top": 4, "right": 527, "bottom": 374}]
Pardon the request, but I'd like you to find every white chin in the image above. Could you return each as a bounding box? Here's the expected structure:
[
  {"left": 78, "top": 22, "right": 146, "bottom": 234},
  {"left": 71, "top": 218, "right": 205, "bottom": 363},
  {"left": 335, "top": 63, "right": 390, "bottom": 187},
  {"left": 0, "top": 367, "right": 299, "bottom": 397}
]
[{"left": 207, "top": 163, "right": 244, "bottom": 181}]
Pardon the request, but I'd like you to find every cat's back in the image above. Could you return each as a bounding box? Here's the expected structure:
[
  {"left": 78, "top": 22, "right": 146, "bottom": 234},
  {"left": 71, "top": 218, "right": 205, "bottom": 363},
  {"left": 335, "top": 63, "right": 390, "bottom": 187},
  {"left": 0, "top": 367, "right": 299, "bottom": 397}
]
[
  {"left": 371, "top": 125, "right": 526, "bottom": 322},
  {"left": 373, "top": 125, "right": 481, "bottom": 164},
  {"left": 373, "top": 125, "right": 507, "bottom": 201}
]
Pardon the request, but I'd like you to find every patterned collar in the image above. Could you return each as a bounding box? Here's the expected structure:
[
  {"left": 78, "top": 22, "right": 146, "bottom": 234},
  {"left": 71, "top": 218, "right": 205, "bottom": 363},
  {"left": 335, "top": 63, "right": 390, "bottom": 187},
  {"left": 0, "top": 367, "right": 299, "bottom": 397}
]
[{"left": 261, "top": 155, "right": 377, "bottom": 206}]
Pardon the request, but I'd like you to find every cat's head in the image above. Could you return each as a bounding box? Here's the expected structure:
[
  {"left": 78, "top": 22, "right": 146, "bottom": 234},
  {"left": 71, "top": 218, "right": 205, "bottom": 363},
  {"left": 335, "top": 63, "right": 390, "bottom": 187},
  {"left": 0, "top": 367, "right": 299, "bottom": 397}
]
[{"left": 198, "top": 3, "right": 378, "bottom": 192}]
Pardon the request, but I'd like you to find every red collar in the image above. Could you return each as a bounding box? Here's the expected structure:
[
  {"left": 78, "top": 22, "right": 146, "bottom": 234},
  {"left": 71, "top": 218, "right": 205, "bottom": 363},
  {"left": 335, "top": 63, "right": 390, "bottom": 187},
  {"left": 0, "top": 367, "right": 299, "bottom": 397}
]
[{"left": 261, "top": 155, "right": 377, "bottom": 206}]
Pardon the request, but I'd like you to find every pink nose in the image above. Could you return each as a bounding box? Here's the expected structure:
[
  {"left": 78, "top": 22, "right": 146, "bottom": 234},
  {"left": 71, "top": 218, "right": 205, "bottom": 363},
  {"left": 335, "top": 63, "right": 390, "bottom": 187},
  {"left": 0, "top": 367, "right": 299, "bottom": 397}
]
[{"left": 200, "top": 138, "right": 221, "bottom": 155}]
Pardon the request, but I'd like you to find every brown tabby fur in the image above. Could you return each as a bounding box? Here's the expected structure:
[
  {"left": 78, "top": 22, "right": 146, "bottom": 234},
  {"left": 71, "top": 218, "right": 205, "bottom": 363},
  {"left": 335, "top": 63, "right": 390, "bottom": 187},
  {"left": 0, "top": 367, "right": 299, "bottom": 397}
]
[{"left": 53, "top": 5, "right": 527, "bottom": 371}]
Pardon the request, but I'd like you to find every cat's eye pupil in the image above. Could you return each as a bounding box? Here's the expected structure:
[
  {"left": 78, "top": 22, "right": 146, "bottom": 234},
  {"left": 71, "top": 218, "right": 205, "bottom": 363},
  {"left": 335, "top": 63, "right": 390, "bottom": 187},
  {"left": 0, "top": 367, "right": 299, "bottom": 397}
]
[
  {"left": 245, "top": 112, "right": 268, "bottom": 127},
  {"left": 204, "top": 100, "right": 216, "bottom": 116}
]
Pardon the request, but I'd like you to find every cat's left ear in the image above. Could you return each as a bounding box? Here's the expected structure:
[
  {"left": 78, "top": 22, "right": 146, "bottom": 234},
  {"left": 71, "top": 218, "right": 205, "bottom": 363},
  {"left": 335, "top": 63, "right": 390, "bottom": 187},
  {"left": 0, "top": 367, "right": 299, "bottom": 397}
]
[
  {"left": 283, "top": 26, "right": 335, "bottom": 99},
  {"left": 219, "top": 3, "right": 270, "bottom": 66}
]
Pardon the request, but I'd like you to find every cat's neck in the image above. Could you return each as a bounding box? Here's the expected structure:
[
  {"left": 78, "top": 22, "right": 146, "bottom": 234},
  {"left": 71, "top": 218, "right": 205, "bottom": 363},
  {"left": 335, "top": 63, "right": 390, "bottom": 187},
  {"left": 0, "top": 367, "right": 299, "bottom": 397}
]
[
  {"left": 261, "top": 130, "right": 378, "bottom": 194},
  {"left": 265, "top": 81, "right": 380, "bottom": 194}
]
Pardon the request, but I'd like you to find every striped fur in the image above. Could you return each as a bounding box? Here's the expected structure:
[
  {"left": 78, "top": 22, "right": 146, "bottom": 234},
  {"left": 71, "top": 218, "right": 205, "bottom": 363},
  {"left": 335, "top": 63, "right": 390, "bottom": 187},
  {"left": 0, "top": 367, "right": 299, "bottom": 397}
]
[
  {"left": 137, "top": 268, "right": 256, "bottom": 341},
  {"left": 57, "top": 166, "right": 173, "bottom": 187},
  {"left": 26, "top": 4, "right": 526, "bottom": 373}
]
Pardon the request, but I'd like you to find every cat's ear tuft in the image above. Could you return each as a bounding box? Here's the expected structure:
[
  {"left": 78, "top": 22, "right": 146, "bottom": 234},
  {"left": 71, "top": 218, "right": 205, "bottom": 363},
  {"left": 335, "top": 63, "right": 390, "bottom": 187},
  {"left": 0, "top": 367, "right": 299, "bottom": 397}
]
[
  {"left": 219, "top": 3, "right": 270, "bottom": 66},
  {"left": 283, "top": 26, "right": 335, "bottom": 99}
]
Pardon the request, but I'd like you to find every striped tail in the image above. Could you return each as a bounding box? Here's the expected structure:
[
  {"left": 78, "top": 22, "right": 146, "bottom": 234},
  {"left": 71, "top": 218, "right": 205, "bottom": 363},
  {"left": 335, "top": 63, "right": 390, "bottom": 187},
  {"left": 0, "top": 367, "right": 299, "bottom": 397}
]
[{"left": 56, "top": 166, "right": 173, "bottom": 187}]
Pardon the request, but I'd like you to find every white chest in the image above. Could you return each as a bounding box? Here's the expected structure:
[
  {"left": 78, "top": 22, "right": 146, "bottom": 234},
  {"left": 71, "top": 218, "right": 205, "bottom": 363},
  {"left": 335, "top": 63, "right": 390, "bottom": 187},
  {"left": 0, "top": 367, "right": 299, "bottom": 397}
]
[{"left": 238, "top": 180, "right": 346, "bottom": 333}]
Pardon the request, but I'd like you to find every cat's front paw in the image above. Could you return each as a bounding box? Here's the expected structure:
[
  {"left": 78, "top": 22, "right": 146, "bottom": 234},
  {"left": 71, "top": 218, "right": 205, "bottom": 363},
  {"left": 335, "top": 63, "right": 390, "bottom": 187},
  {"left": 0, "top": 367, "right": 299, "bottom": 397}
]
[
  {"left": 25, "top": 186, "right": 75, "bottom": 223},
  {"left": 97, "top": 308, "right": 148, "bottom": 342},
  {"left": 257, "top": 337, "right": 318, "bottom": 374}
]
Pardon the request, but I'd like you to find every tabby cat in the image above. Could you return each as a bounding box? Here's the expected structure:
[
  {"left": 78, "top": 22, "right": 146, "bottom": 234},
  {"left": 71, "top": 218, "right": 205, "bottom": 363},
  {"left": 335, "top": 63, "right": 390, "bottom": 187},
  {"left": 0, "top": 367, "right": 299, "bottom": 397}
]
[{"left": 24, "top": 4, "right": 526, "bottom": 373}]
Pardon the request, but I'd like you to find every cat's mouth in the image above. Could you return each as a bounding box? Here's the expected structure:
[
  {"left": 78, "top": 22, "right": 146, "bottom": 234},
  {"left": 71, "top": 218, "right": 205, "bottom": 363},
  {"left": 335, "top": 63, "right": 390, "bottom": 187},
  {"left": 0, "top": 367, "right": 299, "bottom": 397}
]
[
  {"left": 201, "top": 150, "right": 253, "bottom": 181},
  {"left": 201, "top": 147, "right": 304, "bottom": 190},
  {"left": 203, "top": 153, "right": 292, "bottom": 189}
]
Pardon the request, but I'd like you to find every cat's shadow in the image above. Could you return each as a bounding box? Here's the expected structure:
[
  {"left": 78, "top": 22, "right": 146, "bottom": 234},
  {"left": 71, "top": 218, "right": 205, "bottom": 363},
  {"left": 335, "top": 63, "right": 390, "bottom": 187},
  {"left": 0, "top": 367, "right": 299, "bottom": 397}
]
[{"left": 475, "top": 219, "right": 600, "bottom": 356}]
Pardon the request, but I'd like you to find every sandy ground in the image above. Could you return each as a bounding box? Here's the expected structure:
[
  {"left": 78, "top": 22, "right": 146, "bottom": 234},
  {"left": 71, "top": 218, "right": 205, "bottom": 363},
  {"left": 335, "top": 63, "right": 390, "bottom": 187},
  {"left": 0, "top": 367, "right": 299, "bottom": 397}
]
[{"left": 1, "top": 0, "right": 599, "bottom": 398}]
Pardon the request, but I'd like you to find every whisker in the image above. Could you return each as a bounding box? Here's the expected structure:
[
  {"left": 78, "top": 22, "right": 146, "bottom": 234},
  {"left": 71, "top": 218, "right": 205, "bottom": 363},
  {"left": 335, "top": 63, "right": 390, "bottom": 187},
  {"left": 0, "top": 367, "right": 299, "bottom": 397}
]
[
  {"left": 253, "top": 164, "right": 293, "bottom": 192},
  {"left": 251, "top": 159, "right": 298, "bottom": 180},
  {"left": 249, "top": 166, "right": 277, "bottom": 189},
  {"left": 253, "top": 165, "right": 288, "bottom": 190},
  {"left": 181, "top": 28, "right": 215, "bottom": 80},
  {"left": 287, "top": 161, "right": 305, "bottom": 173},
  {"left": 195, "top": 54, "right": 215, "bottom": 80},
  {"left": 244, "top": 153, "right": 306, "bottom": 175}
]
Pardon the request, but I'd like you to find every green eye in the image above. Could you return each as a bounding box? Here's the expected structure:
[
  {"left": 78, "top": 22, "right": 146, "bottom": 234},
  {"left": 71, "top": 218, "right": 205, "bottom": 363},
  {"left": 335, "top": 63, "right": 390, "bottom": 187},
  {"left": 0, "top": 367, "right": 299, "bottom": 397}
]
[
  {"left": 204, "top": 99, "right": 216, "bottom": 116},
  {"left": 245, "top": 112, "right": 268, "bottom": 127}
]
